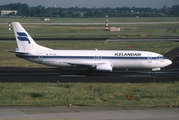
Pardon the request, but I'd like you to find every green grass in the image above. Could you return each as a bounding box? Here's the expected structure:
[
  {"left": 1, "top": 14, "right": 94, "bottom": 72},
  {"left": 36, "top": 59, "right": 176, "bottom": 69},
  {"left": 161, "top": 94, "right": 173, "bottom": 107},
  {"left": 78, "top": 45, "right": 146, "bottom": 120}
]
[
  {"left": 0, "top": 17, "right": 179, "bottom": 107},
  {"left": 1, "top": 23, "right": 178, "bottom": 38},
  {"left": 0, "top": 17, "right": 179, "bottom": 38},
  {"left": 0, "top": 82, "right": 178, "bottom": 106}
]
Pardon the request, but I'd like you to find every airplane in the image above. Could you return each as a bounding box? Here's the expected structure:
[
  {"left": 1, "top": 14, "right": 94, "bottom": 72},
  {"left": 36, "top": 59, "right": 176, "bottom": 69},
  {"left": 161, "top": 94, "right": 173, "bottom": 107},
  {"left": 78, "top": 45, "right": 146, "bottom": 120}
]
[{"left": 10, "top": 22, "right": 172, "bottom": 73}]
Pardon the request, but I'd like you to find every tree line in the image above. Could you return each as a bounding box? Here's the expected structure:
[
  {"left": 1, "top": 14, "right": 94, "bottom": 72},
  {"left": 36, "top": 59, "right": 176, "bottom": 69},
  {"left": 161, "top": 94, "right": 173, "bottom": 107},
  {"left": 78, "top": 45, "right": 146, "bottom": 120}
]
[{"left": 0, "top": 3, "right": 179, "bottom": 17}]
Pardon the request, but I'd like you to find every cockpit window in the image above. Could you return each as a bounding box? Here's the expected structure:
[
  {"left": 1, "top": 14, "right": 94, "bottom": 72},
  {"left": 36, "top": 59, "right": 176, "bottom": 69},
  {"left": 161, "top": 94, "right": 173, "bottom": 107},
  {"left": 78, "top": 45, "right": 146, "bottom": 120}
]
[
  {"left": 157, "top": 55, "right": 164, "bottom": 62},
  {"left": 157, "top": 56, "right": 163, "bottom": 59}
]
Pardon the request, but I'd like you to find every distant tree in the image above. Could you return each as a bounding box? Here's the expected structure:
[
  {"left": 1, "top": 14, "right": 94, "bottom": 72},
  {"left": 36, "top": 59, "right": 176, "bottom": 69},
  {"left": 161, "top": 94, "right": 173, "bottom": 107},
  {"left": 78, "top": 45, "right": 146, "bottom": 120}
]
[
  {"left": 0, "top": 3, "right": 179, "bottom": 17},
  {"left": 17, "top": 8, "right": 23, "bottom": 16},
  {"left": 170, "top": 4, "right": 179, "bottom": 16}
]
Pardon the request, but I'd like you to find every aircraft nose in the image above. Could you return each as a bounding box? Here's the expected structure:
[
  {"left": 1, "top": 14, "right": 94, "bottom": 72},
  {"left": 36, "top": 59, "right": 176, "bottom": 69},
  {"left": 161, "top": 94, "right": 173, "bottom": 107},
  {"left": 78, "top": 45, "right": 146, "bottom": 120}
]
[{"left": 167, "top": 59, "right": 172, "bottom": 66}]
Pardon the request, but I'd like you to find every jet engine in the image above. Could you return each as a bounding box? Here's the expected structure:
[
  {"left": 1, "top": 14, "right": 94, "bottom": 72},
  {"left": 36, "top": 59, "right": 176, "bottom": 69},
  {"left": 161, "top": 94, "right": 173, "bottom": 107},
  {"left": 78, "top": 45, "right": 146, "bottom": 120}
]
[{"left": 96, "top": 63, "right": 112, "bottom": 72}]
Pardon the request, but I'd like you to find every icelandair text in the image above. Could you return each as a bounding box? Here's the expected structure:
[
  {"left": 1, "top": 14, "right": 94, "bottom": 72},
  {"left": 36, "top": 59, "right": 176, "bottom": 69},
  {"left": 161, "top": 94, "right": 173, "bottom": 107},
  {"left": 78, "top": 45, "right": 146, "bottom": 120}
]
[{"left": 115, "top": 53, "right": 141, "bottom": 56}]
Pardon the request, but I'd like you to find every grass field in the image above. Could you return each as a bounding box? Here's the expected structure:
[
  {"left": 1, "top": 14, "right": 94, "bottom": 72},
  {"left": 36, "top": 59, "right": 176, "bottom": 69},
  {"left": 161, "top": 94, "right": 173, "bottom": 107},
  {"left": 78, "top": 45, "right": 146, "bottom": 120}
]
[
  {"left": 0, "top": 17, "right": 179, "bottom": 38},
  {"left": 0, "top": 17, "right": 179, "bottom": 107},
  {"left": 0, "top": 24, "right": 179, "bottom": 38},
  {"left": 0, "top": 82, "right": 179, "bottom": 107}
]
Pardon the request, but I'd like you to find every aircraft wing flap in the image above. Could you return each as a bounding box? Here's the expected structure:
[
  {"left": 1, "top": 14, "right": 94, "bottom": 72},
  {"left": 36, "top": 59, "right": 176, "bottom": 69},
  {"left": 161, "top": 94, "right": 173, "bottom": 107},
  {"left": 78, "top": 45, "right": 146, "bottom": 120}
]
[{"left": 66, "top": 62, "right": 95, "bottom": 67}]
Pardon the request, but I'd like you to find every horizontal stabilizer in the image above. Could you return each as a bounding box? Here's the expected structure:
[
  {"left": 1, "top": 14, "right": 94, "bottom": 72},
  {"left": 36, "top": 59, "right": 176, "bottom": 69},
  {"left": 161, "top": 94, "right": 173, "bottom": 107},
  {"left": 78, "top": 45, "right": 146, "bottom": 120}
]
[{"left": 4, "top": 50, "right": 28, "bottom": 54}]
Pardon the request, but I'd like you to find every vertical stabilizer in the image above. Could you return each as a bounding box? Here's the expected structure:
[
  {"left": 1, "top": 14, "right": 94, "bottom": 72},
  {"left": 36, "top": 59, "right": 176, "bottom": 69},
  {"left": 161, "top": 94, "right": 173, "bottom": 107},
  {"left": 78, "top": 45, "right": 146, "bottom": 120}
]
[{"left": 12, "top": 22, "right": 51, "bottom": 52}]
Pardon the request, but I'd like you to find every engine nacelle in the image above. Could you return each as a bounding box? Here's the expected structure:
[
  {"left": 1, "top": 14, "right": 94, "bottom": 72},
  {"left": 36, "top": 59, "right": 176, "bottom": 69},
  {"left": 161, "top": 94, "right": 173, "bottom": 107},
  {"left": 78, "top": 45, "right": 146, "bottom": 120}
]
[{"left": 96, "top": 63, "right": 113, "bottom": 72}]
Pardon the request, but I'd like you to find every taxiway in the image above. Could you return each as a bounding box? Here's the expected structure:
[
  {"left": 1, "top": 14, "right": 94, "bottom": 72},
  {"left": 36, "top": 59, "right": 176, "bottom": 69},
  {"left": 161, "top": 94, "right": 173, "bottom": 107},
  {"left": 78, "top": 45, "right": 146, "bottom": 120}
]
[
  {"left": 0, "top": 61, "right": 179, "bottom": 83},
  {"left": 0, "top": 106, "right": 179, "bottom": 120}
]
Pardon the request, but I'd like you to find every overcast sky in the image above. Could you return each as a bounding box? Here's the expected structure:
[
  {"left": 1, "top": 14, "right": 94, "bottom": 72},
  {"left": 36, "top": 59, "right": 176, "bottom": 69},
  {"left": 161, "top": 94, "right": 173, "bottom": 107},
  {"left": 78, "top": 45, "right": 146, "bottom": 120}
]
[{"left": 0, "top": 0, "right": 179, "bottom": 8}]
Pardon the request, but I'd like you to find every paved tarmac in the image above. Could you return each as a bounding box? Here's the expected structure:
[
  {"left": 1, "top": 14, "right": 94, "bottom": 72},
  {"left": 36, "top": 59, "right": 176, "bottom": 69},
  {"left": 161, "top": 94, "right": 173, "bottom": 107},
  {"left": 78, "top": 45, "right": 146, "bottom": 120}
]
[
  {"left": 107, "top": 37, "right": 179, "bottom": 42},
  {"left": 0, "top": 67, "right": 179, "bottom": 83},
  {"left": 0, "top": 106, "right": 179, "bottom": 120},
  {"left": 1, "top": 21, "right": 179, "bottom": 25},
  {"left": 0, "top": 61, "right": 179, "bottom": 83},
  {"left": 0, "top": 61, "right": 179, "bottom": 120},
  {"left": 1, "top": 37, "right": 179, "bottom": 42}
]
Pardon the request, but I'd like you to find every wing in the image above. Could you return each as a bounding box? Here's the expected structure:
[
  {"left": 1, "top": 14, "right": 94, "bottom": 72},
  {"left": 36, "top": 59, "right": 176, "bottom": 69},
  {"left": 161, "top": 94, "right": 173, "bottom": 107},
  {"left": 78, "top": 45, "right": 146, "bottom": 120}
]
[{"left": 67, "top": 62, "right": 113, "bottom": 72}]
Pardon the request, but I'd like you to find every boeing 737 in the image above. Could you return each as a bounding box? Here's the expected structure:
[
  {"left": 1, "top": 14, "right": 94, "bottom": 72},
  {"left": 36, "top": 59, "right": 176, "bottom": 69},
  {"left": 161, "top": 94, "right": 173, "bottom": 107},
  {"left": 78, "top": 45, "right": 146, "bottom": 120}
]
[{"left": 10, "top": 22, "right": 172, "bottom": 72}]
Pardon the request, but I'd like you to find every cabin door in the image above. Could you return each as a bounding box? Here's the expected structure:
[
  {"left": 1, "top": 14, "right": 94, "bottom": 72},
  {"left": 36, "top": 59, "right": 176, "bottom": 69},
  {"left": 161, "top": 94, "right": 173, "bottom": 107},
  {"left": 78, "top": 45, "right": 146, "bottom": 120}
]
[
  {"left": 38, "top": 53, "right": 43, "bottom": 62},
  {"left": 148, "top": 54, "right": 152, "bottom": 63}
]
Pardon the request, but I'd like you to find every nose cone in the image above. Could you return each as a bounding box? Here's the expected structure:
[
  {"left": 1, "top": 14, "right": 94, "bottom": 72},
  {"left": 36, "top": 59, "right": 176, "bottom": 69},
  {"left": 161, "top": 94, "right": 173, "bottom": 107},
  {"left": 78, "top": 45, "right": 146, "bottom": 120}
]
[{"left": 166, "top": 59, "right": 172, "bottom": 66}]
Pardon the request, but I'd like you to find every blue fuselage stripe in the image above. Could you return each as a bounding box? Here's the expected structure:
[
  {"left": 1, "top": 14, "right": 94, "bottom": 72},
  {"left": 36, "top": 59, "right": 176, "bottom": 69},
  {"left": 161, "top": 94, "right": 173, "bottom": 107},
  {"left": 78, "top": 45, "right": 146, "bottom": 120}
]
[{"left": 16, "top": 55, "right": 167, "bottom": 60}]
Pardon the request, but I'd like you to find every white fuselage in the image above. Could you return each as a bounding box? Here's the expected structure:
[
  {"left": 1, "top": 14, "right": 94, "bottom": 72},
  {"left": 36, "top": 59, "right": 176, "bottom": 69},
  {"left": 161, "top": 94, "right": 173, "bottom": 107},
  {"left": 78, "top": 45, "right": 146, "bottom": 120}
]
[{"left": 16, "top": 49, "right": 172, "bottom": 71}]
